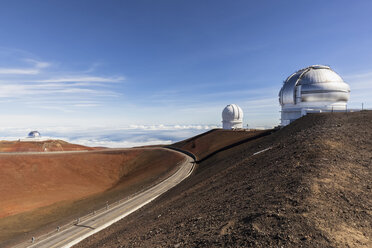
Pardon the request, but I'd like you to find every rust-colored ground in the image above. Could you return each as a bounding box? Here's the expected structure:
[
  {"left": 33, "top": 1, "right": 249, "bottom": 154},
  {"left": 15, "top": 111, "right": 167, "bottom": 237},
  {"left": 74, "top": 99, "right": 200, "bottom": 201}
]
[
  {"left": 0, "top": 146, "right": 183, "bottom": 247},
  {"left": 75, "top": 111, "right": 372, "bottom": 248},
  {"left": 0, "top": 140, "right": 96, "bottom": 152},
  {"left": 0, "top": 149, "right": 142, "bottom": 218}
]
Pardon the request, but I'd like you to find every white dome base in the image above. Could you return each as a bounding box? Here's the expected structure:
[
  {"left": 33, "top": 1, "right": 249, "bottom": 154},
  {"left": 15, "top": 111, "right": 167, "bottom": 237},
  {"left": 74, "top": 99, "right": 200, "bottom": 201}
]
[
  {"left": 281, "top": 102, "right": 347, "bottom": 126},
  {"left": 222, "top": 121, "right": 243, "bottom": 130}
]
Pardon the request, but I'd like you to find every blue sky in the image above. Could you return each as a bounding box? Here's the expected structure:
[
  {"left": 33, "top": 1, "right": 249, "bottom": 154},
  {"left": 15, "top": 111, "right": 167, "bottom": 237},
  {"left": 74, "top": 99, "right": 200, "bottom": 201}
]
[{"left": 0, "top": 1, "right": 371, "bottom": 146}]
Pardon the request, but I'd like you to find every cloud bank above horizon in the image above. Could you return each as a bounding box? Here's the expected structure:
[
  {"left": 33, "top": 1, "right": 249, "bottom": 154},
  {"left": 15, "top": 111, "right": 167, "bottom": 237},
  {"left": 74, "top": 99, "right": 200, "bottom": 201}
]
[{"left": 0, "top": 125, "right": 220, "bottom": 148}]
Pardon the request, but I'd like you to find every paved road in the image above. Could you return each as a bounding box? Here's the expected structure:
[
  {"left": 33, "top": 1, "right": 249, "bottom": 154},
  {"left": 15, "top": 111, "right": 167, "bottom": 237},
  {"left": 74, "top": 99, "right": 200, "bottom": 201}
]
[{"left": 15, "top": 148, "right": 194, "bottom": 248}]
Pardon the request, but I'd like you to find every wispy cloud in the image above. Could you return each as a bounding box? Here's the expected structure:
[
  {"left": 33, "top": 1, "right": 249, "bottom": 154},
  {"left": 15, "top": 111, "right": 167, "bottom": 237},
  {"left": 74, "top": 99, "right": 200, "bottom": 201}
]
[
  {"left": 343, "top": 71, "right": 372, "bottom": 80},
  {"left": 73, "top": 103, "right": 101, "bottom": 107},
  {"left": 242, "top": 97, "right": 278, "bottom": 109},
  {"left": 33, "top": 105, "right": 75, "bottom": 113},
  {"left": 23, "top": 58, "right": 51, "bottom": 69},
  {"left": 0, "top": 83, "right": 119, "bottom": 98},
  {"left": 343, "top": 70, "right": 372, "bottom": 90},
  {"left": 343, "top": 70, "right": 372, "bottom": 94},
  {"left": 34, "top": 76, "right": 125, "bottom": 83},
  {"left": 144, "top": 85, "right": 278, "bottom": 108},
  {"left": 0, "top": 58, "right": 51, "bottom": 75},
  {"left": 83, "top": 62, "right": 103, "bottom": 73},
  {"left": 0, "top": 53, "right": 125, "bottom": 112},
  {"left": 0, "top": 68, "right": 39, "bottom": 75},
  {"left": 350, "top": 80, "right": 372, "bottom": 90}
]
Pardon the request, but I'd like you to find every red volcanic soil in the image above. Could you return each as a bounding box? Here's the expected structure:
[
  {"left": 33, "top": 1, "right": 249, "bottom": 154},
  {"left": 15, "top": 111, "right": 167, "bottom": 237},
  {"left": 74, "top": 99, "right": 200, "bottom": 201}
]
[
  {"left": 0, "top": 140, "right": 96, "bottom": 152},
  {"left": 0, "top": 149, "right": 141, "bottom": 218},
  {"left": 75, "top": 111, "right": 372, "bottom": 248},
  {"left": 0, "top": 146, "right": 183, "bottom": 247}
]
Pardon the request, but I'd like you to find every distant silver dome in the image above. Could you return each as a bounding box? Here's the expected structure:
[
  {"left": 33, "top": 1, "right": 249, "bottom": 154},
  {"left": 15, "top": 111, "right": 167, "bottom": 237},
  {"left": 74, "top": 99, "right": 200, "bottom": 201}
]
[
  {"left": 222, "top": 104, "right": 243, "bottom": 129},
  {"left": 28, "top": 131, "right": 41, "bottom": 138},
  {"left": 279, "top": 65, "right": 350, "bottom": 126}
]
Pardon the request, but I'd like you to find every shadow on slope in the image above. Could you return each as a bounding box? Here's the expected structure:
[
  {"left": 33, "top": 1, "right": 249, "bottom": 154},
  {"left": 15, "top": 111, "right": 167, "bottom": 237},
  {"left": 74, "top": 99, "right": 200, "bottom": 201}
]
[{"left": 170, "top": 129, "right": 272, "bottom": 161}]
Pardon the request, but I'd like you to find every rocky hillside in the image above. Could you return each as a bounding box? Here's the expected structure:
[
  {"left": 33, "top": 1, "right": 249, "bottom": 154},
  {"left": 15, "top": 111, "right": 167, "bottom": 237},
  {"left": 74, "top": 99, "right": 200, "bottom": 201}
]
[{"left": 75, "top": 111, "right": 372, "bottom": 247}]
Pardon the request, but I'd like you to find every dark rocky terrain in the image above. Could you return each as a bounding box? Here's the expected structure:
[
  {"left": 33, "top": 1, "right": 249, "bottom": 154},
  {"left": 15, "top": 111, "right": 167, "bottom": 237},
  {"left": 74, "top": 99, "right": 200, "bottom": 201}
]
[
  {"left": 171, "top": 128, "right": 269, "bottom": 160},
  {"left": 75, "top": 111, "right": 372, "bottom": 248}
]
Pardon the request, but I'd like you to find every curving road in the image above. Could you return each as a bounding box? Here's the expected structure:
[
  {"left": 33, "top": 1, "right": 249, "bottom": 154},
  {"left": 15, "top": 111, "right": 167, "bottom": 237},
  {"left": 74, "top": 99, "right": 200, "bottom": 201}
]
[{"left": 14, "top": 148, "right": 194, "bottom": 248}]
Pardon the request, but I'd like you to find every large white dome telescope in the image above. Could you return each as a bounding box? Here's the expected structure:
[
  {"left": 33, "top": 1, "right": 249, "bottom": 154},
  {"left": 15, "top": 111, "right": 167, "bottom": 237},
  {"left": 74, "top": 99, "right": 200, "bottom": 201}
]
[
  {"left": 222, "top": 104, "right": 243, "bottom": 129},
  {"left": 279, "top": 65, "right": 350, "bottom": 126}
]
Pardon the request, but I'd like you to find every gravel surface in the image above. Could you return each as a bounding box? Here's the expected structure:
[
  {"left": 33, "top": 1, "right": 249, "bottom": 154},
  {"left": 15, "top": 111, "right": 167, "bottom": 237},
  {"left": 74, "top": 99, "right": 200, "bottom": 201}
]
[{"left": 75, "top": 111, "right": 372, "bottom": 248}]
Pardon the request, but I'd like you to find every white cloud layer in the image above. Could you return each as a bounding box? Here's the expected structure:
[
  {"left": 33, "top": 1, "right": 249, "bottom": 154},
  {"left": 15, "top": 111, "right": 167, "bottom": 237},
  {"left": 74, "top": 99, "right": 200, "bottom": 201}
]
[{"left": 0, "top": 125, "right": 219, "bottom": 148}]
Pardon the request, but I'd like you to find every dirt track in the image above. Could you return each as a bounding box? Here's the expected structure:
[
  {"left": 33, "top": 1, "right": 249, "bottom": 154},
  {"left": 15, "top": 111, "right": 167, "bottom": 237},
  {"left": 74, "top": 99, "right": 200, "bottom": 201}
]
[{"left": 75, "top": 111, "right": 372, "bottom": 247}]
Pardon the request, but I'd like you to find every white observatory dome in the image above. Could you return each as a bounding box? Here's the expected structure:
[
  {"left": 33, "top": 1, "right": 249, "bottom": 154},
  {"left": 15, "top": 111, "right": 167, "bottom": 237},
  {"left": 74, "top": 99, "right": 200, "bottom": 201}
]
[
  {"left": 222, "top": 104, "right": 243, "bottom": 129},
  {"left": 279, "top": 65, "right": 350, "bottom": 126},
  {"left": 28, "top": 131, "right": 41, "bottom": 138}
]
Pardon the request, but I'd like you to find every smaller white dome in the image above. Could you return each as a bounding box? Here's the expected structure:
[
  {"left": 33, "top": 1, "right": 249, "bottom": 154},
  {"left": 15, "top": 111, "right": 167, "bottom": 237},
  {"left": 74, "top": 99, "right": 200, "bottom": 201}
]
[
  {"left": 222, "top": 104, "right": 243, "bottom": 129},
  {"left": 28, "top": 131, "right": 41, "bottom": 138}
]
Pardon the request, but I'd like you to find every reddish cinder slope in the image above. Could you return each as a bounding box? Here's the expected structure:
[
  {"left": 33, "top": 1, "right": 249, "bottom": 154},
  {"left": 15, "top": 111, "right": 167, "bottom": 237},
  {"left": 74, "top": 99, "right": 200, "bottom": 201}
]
[
  {"left": 0, "top": 140, "right": 96, "bottom": 152},
  {"left": 0, "top": 146, "right": 184, "bottom": 246},
  {"left": 0, "top": 149, "right": 141, "bottom": 218},
  {"left": 171, "top": 129, "right": 270, "bottom": 160}
]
